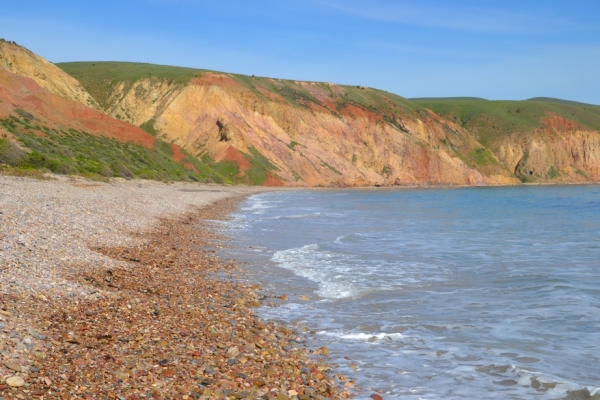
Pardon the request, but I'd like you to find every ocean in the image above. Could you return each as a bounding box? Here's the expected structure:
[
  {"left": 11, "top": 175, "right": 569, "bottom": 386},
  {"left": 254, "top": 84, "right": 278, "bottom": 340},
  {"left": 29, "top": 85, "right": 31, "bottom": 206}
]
[{"left": 220, "top": 185, "right": 600, "bottom": 399}]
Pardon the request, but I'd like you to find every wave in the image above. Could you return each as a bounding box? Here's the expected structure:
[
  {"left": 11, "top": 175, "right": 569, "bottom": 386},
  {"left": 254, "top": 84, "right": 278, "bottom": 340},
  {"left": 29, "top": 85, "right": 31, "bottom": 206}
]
[
  {"left": 319, "top": 330, "right": 404, "bottom": 342},
  {"left": 240, "top": 194, "right": 283, "bottom": 214},
  {"left": 272, "top": 244, "right": 362, "bottom": 299},
  {"left": 476, "top": 364, "right": 600, "bottom": 399},
  {"left": 266, "top": 212, "right": 322, "bottom": 220}
]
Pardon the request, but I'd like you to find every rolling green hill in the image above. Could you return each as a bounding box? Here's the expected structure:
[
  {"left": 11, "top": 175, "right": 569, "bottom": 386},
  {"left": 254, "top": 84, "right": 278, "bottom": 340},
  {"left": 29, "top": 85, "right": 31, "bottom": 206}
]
[
  {"left": 57, "top": 61, "right": 422, "bottom": 118},
  {"left": 412, "top": 97, "right": 600, "bottom": 146}
]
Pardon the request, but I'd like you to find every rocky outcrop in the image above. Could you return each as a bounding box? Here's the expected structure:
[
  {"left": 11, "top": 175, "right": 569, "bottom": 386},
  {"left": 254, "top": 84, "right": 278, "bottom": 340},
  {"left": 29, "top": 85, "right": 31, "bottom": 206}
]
[
  {"left": 0, "top": 66, "right": 220, "bottom": 182},
  {"left": 0, "top": 40, "right": 101, "bottom": 111}
]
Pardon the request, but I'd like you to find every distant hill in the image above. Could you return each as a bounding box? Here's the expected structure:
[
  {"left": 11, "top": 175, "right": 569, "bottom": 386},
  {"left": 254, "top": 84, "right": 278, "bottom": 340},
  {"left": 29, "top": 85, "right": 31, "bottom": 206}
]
[
  {"left": 412, "top": 97, "right": 600, "bottom": 145},
  {"left": 526, "top": 97, "right": 599, "bottom": 107},
  {"left": 410, "top": 97, "right": 489, "bottom": 102},
  {"left": 412, "top": 97, "right": 600, "bottom": 182}
]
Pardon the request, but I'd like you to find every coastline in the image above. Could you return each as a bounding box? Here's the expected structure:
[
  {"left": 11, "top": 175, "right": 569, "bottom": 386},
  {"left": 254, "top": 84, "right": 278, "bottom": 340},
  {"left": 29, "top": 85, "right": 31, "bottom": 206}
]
[{"left": 0, "top": 175, "right": 352, "bottom": 399}]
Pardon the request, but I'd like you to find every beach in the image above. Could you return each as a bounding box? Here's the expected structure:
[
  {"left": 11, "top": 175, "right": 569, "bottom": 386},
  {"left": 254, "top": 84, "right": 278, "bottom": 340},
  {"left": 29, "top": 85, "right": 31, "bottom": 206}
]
[{"left": 0, "top": 175, "right": 353, "bottom": 399}]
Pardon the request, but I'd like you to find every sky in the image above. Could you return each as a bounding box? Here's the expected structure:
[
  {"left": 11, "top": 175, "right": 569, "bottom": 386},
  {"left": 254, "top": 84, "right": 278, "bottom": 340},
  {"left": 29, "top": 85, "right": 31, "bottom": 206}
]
[{"left": 2, "top": 0, "right": 600, "bottom": 104}]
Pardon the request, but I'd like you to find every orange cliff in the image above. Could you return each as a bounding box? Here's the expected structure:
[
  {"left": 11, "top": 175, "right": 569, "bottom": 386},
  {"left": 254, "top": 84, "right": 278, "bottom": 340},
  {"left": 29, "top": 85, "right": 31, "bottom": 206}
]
[
  {"left": 0, "top": 68, "right": 155, "bottom": 149},
  {"left": 0, "top": 44, "right": 194, "bottom": 170},
  {"left": 0, "top": 40, "right": 101, "bottom": 111},
  {"left": 494, "top": 115, "right": 600, "bottom": 183},
  {"left": 6, "top": 42, "right": 599, "bottom": 187},
  {"left": 90, "top": 71, "right": 520, "bottom": 187}
]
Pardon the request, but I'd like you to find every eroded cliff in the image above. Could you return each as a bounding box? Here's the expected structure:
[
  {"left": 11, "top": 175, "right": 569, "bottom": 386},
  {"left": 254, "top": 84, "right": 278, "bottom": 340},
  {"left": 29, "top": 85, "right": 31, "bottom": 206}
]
[
  {"left": 0, "top": 40, "right": 101, "bottom": 111},
  {"left": 60, "top": 62, "right": 519, "bottom": 187},
  {"left": 414, "top": 98, "right": 600, "bottom": 183},
  {"left": 0, "top": 46, "right": 239, "bottom": 182}
]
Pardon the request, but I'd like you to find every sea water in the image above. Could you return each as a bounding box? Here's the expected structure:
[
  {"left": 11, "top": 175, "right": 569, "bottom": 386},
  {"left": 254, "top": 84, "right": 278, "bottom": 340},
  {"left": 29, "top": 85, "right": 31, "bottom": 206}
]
[{"left": 220, "top": 186, "right": 600, "bottom": 399}]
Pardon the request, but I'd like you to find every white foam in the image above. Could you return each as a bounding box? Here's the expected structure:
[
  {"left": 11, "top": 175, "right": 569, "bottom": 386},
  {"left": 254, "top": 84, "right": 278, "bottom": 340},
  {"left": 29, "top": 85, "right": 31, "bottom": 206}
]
[
  {"left": 240, "top": 194, "right": 282, "bottom": 214},
  {"left": 272, "top": 244, "right": 362, "bottom": 299},
  {"left": 268, "top": 212, "right": 322, "bottom": 220},
  {"left": 319, "top": 331, "right": 404, "bottom": 341}
]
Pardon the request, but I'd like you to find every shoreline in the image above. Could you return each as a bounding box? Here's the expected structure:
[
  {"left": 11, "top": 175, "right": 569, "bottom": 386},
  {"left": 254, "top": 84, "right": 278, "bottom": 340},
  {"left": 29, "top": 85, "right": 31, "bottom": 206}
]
[{"left": 0, "top": 175, "right": 352, "bottom": 399}]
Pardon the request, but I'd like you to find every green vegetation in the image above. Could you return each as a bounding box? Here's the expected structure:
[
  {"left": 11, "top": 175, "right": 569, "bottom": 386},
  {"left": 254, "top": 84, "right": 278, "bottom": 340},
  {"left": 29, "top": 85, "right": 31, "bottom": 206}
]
[
  {"left": 0, "top": 114, "right": 243, "bottom": 183},
  {"left": 291, "top": 170, "right": 302, "bottom": 182},
  {"left": 412, "top": 98, "right": 600, "bottom": 146},
  {"left": 469, "top": 147, "right": 500, "bottom": 166},
  {"left": 57, "top": 62, "right": 423, "bottom": 125},
  {"left": 57, "top": 62, "right": 211, "bottom": 109},
  {"left": 319, "top": 158, "right": 342, "bottom": 175},
  {"left": 242, "top": 146, "right": 280, "bottom": 185},
  {"left": 574, "top": 166, "right": 589, "bottom": 179},
  {"left": 382, "top": 164, "right": 392, "bottom": 178},
  {"left": 287, "top": 141, "right": 300, "bottom": 150},
  {"left": 546, "top": 166, "right": 561, "bottom": 179},
  {"left": 140, "top": 118, "right": 158, "bottom": 136}
]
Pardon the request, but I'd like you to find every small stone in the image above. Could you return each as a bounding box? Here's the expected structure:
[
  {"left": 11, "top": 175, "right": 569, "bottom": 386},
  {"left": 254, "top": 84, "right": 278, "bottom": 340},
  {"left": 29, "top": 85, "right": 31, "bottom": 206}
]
[
  {"left": 227, "top": 346, "right": 239, "bottom": 357},
  {"left": 280, "top": 294, "right": 288, "bottom": 300},
  {"left": 0, "top": 311, "right": 11, "bottom": 317},
  {"left": 114, "top": 371, "right": 129, "bottom": 380},
  {"left": 370, "top": 394, "right": 383, "bottom": 400},
  {"left": 300, "top": 295, "right": 309, "bottom": 300},
  {"left": 3, "top": 361, "right": 21, "bottom": 372},
  {"left": 5, "top": 376, "right": 25, "bottom": 387}
]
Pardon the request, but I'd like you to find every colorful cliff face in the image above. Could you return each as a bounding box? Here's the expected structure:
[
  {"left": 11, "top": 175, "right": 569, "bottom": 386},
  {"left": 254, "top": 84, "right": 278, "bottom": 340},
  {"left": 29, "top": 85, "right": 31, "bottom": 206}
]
[
  {"left": 59, "top": 62, "right": 519, "bottom": 186},
  {"left": 3, "top": 40, "right": 599, "bottom": 186},
  {"left": 0, "top": 40, "right": 101, "bottom": 111},
  {"left": 413, "top": 98, "right": 600, "bottom": 183},
  {"left": 0, "top": 44, "right": 240, "bottom": 182}
]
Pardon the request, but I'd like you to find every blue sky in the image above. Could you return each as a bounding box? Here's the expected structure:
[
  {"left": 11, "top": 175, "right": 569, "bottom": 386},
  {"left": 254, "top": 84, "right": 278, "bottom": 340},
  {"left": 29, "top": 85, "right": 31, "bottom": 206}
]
[{"left": 2, "top": 0, "right": 600, "bottom": 104}]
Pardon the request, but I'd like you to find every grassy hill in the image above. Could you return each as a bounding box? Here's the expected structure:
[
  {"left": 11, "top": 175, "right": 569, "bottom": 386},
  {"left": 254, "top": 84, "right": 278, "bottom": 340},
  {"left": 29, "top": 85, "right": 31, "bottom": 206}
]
[
  {"left": 57, "top": 62, "right": 421, "bottom": 117},
  {"left": 412, "top": 97, "right": 600, "bottom": 146},
  {"left": 0, "top": 113, "right": 242, "bottom": 183},
  {"left": 56, "top": 62, "right": 209, "bottom": 110}
]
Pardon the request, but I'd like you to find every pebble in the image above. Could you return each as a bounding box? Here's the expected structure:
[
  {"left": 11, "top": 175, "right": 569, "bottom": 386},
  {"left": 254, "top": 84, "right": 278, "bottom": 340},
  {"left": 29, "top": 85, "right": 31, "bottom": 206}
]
[
  {"left": 3, "top": 361, "right": 21, "bottom": 371},
  {"left": 5, "top": 375, "right": 25, "bottom": 387},
  {"left": 0, "top": 176, "right": 353, "bottom": 398}
]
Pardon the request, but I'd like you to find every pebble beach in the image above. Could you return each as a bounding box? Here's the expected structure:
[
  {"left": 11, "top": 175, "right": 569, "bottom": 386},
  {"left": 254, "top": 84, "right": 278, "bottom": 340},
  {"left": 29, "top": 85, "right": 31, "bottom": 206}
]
[{"left": 0, "top": 175, "right": 354, "bottom": 399}]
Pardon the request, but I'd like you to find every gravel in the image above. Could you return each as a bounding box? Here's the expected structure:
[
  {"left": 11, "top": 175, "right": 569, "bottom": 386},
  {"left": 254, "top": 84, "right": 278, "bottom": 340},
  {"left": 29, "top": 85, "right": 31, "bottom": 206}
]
[{"left": 0, "top": 175, "right": 354, "bottom": 399}]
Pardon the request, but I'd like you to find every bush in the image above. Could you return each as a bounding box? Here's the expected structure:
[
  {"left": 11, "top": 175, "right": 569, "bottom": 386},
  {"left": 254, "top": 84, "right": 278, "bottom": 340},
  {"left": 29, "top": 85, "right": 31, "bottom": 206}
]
[
  {"left": 54, "top": 163, "right": 74, "bottom": 175},
  {"left": 0, "top": 139, "right": 25, "bottom": 165}
]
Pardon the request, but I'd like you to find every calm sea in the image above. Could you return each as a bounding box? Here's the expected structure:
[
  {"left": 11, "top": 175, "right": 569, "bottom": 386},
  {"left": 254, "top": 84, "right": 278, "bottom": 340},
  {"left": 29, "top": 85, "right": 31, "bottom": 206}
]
[{"left": 220, "top": 186, "right": 600, "bottom": 399}]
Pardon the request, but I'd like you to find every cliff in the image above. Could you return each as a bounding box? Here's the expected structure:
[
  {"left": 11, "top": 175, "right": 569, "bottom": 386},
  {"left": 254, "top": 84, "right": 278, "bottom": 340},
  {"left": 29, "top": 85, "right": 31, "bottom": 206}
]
[
  {"left": 59, "top": 62, "right": 519, "bottom": 186},
  {"left": 3, "top": 40, "right": 599, "bottom": 187},
  {"left": 0, "top": 44, "right": 240, "bottom": 183},
  {"left": 413, "top": 98, "right": 600, "bottom": 183},
  {"left": 0, "top": 40, "right": 101, "bottom": 111}
]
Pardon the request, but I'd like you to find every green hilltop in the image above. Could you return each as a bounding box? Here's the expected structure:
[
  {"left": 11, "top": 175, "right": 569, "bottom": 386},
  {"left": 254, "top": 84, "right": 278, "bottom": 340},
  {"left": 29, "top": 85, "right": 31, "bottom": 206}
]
[
  {"left": 57, "top": 61, "right": 421, "bottom": 117},
  {"left": 411, "top": 97, "right": 600, "bottom": 146}
]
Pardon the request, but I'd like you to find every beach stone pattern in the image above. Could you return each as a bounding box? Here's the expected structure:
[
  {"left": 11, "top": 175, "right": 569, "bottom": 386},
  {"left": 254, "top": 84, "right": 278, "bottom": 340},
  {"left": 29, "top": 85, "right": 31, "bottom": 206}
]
[{"left": 0, "top": 175, "right": 353, "bottom": 399}]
